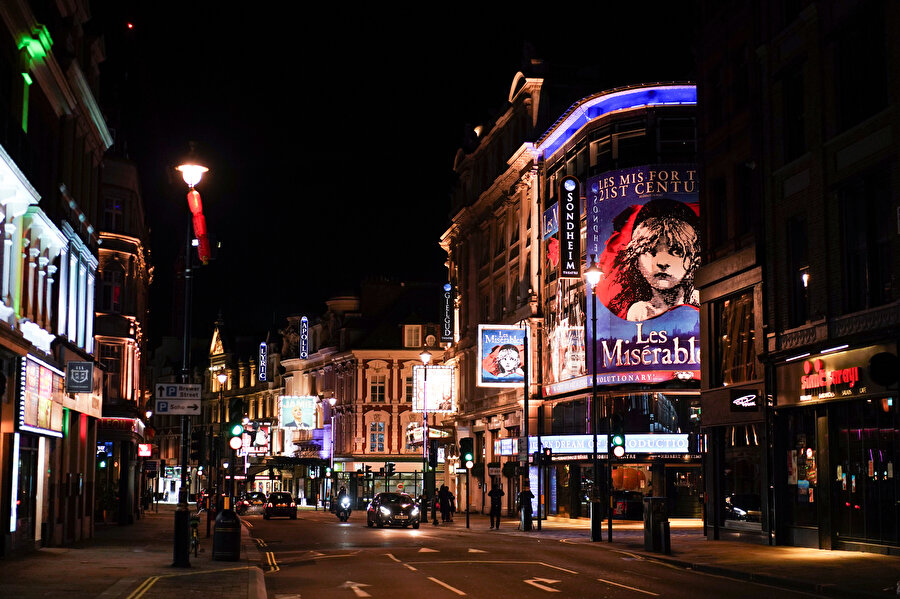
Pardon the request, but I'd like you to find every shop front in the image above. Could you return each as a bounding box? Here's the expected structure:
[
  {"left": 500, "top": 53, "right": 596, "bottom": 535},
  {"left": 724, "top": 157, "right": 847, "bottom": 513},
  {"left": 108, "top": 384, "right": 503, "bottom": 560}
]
[{"left": 774, "top": 344, "right": 899, "bottom": 554}]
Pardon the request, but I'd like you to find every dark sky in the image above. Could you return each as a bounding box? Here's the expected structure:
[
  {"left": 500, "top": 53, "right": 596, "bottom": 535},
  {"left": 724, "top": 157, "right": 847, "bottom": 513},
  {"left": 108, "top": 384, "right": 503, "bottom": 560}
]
[{"left": 97, "top": 3, "right": 696, "bottom": 348}]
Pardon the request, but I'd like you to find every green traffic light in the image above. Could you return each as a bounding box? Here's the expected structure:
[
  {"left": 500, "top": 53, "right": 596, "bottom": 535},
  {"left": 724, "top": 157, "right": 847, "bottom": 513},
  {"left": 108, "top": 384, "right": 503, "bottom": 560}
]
[
  {"left": 463, "top": 452, "right": 473, "bottom": 462},
  {"left": 611, "top": 434, "right": 624, "bottom": 447},
  {"left": 229, "top": 423, "right": 244, "bottom": 436},
  {"left": 99, "top": 460, "right": 107, "bottom": 468}
]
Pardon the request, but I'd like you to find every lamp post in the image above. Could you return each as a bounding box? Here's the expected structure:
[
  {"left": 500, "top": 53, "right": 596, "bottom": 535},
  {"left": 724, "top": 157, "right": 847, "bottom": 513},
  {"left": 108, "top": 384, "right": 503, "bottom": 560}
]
[
  {"left": 170, "top": 148, "right": 208, "bottom": 568},
  {"left": 419, "top": 348, "right": 432, "bottom": 504},
  {"left": 584, "top": 255, "right": 605, "bottom": 542},
  {"left": 216, "top": 371, "right": 227, "bottom": 506},
  {"left": 328, "top": 396, "right": 336, "bottom": 504}
]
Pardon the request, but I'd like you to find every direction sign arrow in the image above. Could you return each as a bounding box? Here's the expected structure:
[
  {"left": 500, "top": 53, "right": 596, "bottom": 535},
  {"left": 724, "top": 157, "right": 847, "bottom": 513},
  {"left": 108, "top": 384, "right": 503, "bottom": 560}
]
[
  {"left": 155, "top": 399, "right": 202, "bottom": 415},
  {"left": 524, "top": 578, "right": 561, "bottom": 593},
  {"left": 340, "top": 581, "right": 371, "bottom": 598}
]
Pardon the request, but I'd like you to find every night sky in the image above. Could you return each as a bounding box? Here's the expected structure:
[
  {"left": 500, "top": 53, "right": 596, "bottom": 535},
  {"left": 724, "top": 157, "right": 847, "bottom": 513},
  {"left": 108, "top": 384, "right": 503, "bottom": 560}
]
[{"left": 97, "top": 3, "right": 696, "bottom": 348}]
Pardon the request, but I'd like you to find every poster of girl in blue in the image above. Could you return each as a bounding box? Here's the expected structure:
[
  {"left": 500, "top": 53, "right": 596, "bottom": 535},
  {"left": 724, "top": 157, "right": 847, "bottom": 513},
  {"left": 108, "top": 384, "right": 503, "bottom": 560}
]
[
  {"left": 586, "top": 165, "right": 700, "bottom": 384},
  {"left": 478, "top": 325, "right": 528, "bottom": 387}
]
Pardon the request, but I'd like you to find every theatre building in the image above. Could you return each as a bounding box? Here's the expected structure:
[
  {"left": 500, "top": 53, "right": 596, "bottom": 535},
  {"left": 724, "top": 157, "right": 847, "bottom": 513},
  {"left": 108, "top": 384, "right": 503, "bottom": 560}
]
[{"left": 534, "top": 84, "right": 703, "bottom": 519}]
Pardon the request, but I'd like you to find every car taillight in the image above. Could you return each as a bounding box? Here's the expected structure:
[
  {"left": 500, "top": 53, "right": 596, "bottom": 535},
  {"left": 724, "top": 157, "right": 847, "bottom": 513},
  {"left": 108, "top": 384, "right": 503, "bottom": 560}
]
[
  {"left": 266, "top": 503, "right": 272, "bottom": 508},
  {"left": 290, "top": 502, "right": 295, "bottom": 507}
]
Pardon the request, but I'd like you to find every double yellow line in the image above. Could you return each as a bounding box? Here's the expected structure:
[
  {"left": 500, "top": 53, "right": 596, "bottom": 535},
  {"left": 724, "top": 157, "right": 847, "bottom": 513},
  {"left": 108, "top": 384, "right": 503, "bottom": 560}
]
[
  {"left": 126, "top": 576, "right": 160, "bottom": 599},
  {"left": 125, "top": 566, "right": 251, "bottom": 599},
  {"left": 264, "top": 551, "right": 280, "bottom": 573}
]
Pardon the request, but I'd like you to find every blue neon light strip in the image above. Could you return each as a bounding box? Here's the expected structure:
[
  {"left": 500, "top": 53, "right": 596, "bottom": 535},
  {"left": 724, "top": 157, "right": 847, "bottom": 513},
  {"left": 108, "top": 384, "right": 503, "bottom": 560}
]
[{"left": 536, "top": 85, "right": 697, "bottom": 160}]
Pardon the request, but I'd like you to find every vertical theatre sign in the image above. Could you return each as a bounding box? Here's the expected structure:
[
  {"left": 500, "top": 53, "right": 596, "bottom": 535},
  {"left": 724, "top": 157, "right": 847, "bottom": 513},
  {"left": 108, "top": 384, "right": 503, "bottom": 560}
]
[
  {"left": 440, "top": 283, "right": 454, "bottom": 342},
  {"left": 300, "top": 316, "right": 309, "bottom": 359},
  {"left": 259, "top": 342, "right": 267, "bottom": 381},
  {"left": 585, "top": 164, "right": 700, "bottom": 384},
  {"left": 559, "top": 176, "right": 581, "bottom": 279}
]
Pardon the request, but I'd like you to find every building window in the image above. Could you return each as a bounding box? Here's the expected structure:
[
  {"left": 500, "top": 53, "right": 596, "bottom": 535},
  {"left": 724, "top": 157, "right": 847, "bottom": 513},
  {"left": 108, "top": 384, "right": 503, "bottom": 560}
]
[
  {"left": 840, "top": 169, "right": 893, "bottom": 313},
  {"left": 722, "top": 424, "right": 762, "bottom": 528},
  {"left": 369, "top": 374, "right": 386, "bottom": 402},
  {"left": 101, "top": 269, "right": 123, "bottom": 313},
  {"left": 782, "top": 66, "right": 805, "bottom": 162},
  {"left": 403, "top": 325, "right": 422, "bottom": 348},
  {"left": 404, "top": 376, "right": 413, "bottom": 402},
  {"left": 369, "top": 421, "right": 385, "bottom": 453},
  {"left": 835, "top": 15, "right": 887, "bottom": 131},
  {"left": 713, "top": 290, "right": 757, "bottom": 386},
  {"left": 787, "top": 216, "right": 809, "bottom": 327},
  {"left": 100, "top": 343, "right": 122, "bottom": 401},
  {"left": 104, "top": 196, "right": 124, "bottom": 231}
]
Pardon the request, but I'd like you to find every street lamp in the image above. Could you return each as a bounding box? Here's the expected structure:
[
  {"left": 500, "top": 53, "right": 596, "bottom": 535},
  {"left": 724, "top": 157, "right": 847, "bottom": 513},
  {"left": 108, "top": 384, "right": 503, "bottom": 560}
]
[
  {"left": 328, "top": 396, "right": 336, "bottom": 504},
  {"left": 419, "top": 348, "right": 432, "bottom": 500},
  {"left": 171, "top": 146, "right": 208, "bottom": 568},
  {"left": 584, "top": 254, "right": 606, "bottom": 542}
]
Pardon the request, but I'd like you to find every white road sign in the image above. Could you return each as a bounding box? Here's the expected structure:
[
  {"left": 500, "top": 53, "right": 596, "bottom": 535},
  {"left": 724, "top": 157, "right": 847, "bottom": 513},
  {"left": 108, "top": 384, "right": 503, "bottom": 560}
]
[
  {"left": 155, "top": 399, "right": 202, "bottom": 415},
  {"left": 155, "top": 383, "right": 201, "bottom": 400}
]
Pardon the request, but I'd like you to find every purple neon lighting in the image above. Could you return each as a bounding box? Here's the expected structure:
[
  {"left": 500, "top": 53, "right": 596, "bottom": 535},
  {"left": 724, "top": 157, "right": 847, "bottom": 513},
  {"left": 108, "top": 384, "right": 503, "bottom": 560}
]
[{"left": 536, "top": 85, "right": 697, "bottom": 160}]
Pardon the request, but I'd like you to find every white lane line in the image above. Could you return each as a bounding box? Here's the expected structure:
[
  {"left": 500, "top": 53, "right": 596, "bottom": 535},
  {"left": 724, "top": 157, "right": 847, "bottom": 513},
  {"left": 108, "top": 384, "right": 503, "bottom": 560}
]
[
  {"left": 404, "top": 563, "right": 418, "bottom": 571},
  {"left": 385, "top": 553, "right": 401, "bottom": 562},
  {"left": 428, "top": 576, "right": 467, "bottom": 595},
  {"left": 597, "top": 577, "right": 659, "bottom": 596}
]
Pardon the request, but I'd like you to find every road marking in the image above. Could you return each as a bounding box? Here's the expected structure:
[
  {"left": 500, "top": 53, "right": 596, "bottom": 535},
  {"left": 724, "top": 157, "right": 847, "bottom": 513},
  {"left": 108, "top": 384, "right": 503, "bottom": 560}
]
[
  {"left": 265, "top": 551, "right": 280, "bottom": 573},
  {"left": 597, "top": 578, "right": 658, "bottom": 596},
  {"left": 468, "top": 548, "right": 486, "bottom": 553},
  {"left": 274, "top": 595, "right": 302, "bottom": 599},
  {"left": 404, "top": 564, "right": 418, "bottom": 571},
  {"left": 255, "top": 538, "right": 267, "bottom": 548},
  {"left": 525, "top": 577, "right": 561, "bottom": 592},
  {"left": 405, "top": 560, "right": 577, "bottom": 574},
  {"left": 385, "top": 553, "right": 401, "bottom": 562},
  {"left": 418, "top": 547, "right": 439, "bottom": 552},
  {"left": 428, "top": 576, "right": 466, "bottom": 595},
  {"left": 125, "top": 576, "right": 159, "bottom": 599},
  {"left": 341, "top": 581, "right": 372, "bottom": 597}
]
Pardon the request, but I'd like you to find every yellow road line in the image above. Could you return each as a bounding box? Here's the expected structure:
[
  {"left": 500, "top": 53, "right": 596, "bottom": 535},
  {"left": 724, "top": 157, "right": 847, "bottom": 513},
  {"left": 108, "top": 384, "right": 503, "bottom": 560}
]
[{"left": 125, "top": 576, "right": 159, "bottom": 599}]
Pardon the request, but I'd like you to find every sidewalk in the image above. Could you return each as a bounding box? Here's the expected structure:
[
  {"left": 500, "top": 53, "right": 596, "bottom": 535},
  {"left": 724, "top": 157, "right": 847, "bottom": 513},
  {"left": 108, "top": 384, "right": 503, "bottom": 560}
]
[
  {"left": 442, "top": 510, "right": 900, "bottom": 598},
  {"left": 0, "top": 504, "right": 265, "bottom": 599}
]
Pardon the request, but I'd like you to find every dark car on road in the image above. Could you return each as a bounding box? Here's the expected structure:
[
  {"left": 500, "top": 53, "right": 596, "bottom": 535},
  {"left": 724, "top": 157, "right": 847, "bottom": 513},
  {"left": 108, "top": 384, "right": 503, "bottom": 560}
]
[
  {"left": 263, "top": 492, "right": 297, "bottom": 520},
  {"left": 238, "top": 491, "right": 267, "bottom": 515},
  {"left": 366, "top": 492, "right": 421, "bottom": 528}
]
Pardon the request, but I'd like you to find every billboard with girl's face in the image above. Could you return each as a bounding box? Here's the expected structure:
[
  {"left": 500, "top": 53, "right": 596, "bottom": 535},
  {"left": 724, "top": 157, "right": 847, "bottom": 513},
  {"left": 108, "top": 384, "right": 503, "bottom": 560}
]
[
  {"left": 478, "top": 325, "right": 527, "bottom": 387},
  {"left": 586, "top": 164, "right": 700, "bottom": 384}
]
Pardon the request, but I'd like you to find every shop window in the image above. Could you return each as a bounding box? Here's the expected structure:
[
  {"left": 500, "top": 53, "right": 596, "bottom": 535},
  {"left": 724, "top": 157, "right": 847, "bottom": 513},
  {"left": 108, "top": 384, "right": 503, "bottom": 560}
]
[
  {"left": 713, "top": 290, "right": 757, "bottom": 386},
  {"left": 723, "top": 423, "right": 762, "bottom": 528},
  {"left": 782, "top": 411, "right": 817, "bottom": 528}
]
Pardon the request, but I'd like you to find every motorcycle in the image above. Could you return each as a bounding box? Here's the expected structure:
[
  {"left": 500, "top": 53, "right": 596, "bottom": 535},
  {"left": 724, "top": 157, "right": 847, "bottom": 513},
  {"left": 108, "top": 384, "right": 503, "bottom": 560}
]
[{"left": 336, "top": 496, "right": 352, "bottom": 522}]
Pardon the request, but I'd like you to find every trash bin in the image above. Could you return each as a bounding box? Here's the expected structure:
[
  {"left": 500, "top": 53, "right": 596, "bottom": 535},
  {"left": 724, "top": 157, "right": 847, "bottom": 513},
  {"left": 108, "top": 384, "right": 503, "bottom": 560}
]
[
  {"left": 642, "top": 497, "right": 669, "bottom": 553},
  {"left": 212, "top": 508, "right": 241, "bottom": 561}
]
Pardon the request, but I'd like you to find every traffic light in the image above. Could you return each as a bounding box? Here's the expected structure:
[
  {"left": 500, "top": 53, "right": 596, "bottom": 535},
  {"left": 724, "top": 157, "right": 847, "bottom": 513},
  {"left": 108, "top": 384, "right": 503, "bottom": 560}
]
[
  {"left": 543, "top": 446, "right": 552, "bottom": 465},
  {"left": 228, "top": 397, "right": 243, "bottom": 423},
  {"left": 97, "top": 451, "right": 108, "bottom": 469},
  {"left": 227, "top": 421, "right": 243, "bottom": 450},
  {"left": 610, "top": 414, "right": 626, "bottom": 458},
  {"left": 385, "top": 462, "right": 395, "bottom": 476},
  {"left": 459, "top": 437, "right": 474, "bottom": 469},
  {"left": 190, "top": 435, "right": 203, "bottom": 462},
  {"left": 364, "top": 465, "right": 372, "bottom": 475},
  {"left": 325, "top": 466, "right": 332, "bottom": 478}
]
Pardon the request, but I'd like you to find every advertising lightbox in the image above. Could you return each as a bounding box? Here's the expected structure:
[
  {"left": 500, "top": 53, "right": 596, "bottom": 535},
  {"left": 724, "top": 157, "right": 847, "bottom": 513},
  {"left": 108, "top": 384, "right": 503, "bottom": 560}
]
[
  {"left": 18, "top": 355, "right": 64, "bottom": 437},
  {"left": 279, "top": 396, "right": 316, "bottom": 429},
  {"left": 413, "top": 365, "right": 455, "bottom": 413},
  {"left": 477, "top": 325, "right": 528, "bottom": 388},
  {"left": 586, "top": 164, "right": 700, "bottom": 384}
]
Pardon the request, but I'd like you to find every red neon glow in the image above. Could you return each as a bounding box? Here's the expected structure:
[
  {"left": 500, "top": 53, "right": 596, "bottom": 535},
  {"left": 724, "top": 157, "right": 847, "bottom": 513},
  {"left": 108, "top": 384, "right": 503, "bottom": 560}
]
[{"left": 187, "top": 189, "right": 203, "bottom": 214}]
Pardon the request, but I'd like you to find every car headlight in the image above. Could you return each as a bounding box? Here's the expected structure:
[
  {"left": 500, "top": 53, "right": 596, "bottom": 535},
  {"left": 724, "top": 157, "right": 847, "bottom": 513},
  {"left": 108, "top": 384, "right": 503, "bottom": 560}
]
[
  {"left": 341, "top": 498, "right": 351, "bottom": 509},
  {"left": 733, "top": 507, "right": 747, "bottom": 517},
  {"left": 410, "top": 507, "right": 420, "bottom": 516},
  {"left": 379, "top": 506, "right": 391, "bottom": 516}
]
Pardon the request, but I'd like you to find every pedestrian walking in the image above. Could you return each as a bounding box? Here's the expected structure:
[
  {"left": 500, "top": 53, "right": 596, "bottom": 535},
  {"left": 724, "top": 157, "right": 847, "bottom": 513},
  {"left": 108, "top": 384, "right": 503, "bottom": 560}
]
[
  {"left": 439, "top": 485, "right": 451, "bottom": 522},
  {"left": 448, "top": 491, "right": 456, "bottom": 522},
  {"left": 517, "top": 487, "right": 535, "bottom": 531},
  {"left": 488, "top": 483, "right": 504, "bottom": 529}
]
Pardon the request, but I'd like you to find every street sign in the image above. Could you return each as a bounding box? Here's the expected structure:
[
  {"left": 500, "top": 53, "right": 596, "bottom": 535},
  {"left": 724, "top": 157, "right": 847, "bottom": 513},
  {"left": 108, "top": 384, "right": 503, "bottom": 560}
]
[
  {"left": 155, "top": 399, "right": 202, "bottom": 415},
  {"left": 155, "top": 383, "right": 201, "bottom": 400}
]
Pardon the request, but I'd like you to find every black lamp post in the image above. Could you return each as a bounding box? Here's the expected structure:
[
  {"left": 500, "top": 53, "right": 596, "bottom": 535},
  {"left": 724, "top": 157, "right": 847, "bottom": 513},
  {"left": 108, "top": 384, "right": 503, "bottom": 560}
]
[
  {"left": 171, "top": 148, "right": 208, "bottom": 567},
  {"left": 419, "top": 348, "right": 432, "bottom": 508},
  {"left": 584, "top": 255, "right": 604, "bottom": 542}
]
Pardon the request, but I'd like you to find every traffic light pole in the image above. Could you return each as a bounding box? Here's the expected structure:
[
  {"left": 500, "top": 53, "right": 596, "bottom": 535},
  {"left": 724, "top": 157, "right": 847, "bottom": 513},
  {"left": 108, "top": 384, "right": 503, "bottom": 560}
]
[{"left": 173, "top": 220, "right": 193, "bottom": 568}]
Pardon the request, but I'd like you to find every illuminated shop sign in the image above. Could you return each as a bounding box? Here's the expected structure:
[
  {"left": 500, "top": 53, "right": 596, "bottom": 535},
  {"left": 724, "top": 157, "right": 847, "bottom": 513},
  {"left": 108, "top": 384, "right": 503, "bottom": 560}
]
[
  {"left": 18, "top": 355, "right": 64, "bottom": 437},
  {"left": 413, "top": 365, "right": 456, "bottom": 413},
  {"left": 776, "top": 344, "right": 896, "bottom": 407},
  {"left": 441, "top": 283, "right": 454, "bottom": 342},
  {"left": 585, "top": 164, "right": 700, "bottom": 385},
  {"left": 493, "top": 434, "right": 691, "bottom": 455},
  {"left": 65, "top": 361, "right": 93, "bottom": 393},
  {"left": 98, "top": 418, "right": 145, "bottom": 437},
  {"left": 242, "top": 425, "right": 270, "bottom": 455},
  {"left": 138, "top": 444, "right": 152, "bottom": 457},
  {"left": 730, "top": 390, "right": 760, "bottom": 412},
  {"left": 559, "top": 176, "right": 581, "bottom": 279}
]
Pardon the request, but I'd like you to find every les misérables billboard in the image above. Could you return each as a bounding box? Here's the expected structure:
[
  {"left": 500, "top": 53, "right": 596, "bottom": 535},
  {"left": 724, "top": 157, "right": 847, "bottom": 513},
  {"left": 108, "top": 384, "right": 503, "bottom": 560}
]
[{"left": 586, "top": 164, "right": 700, "bottom": 384}]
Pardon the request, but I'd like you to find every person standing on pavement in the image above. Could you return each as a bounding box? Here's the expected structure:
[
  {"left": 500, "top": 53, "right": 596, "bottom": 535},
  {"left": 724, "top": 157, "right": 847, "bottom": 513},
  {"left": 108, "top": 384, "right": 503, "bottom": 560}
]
[
  {"left": 488, "top": 483, "right": 504, "bottom": 529},
  {"left": 439, "top": 485, "right": 451, "bottom": 522},
  {"left": 517, "top": 487, "right": 535, "bottom": 531}
]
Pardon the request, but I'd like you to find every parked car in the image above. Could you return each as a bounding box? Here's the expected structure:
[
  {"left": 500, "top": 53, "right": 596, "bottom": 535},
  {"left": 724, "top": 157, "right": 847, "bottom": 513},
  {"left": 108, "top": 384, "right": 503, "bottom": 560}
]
[
  {"left": 612, "top": 490, "right": 645, "bottom": 519},
  {"left": 366, "top": 492, "right": 421, "bottom": 528},
  {"left": 263, "top": 492, "right": 297, "bottom": 520}
]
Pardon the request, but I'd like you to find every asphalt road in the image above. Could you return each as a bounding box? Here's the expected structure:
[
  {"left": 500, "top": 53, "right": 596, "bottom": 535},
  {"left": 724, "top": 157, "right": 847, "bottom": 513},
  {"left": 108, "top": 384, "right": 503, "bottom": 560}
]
[{"left": 246, "top": 509, "right": 828, "bottom": 599}]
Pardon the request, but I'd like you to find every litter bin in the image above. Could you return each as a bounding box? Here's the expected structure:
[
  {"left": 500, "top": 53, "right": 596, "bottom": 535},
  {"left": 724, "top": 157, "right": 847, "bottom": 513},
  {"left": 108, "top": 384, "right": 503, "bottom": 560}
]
[
  {"left": 642, "top": 497, "right": 670, "bottom": 553},
  {"left": 212, "top": 508, "right": 241, "bottom": 561}
]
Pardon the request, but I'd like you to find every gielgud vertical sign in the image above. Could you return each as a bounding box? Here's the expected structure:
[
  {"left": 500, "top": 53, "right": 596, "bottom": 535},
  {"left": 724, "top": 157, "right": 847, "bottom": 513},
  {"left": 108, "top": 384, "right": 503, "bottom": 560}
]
[{"left": 585, "top": 164, "right": 700, "bottom": 384}]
